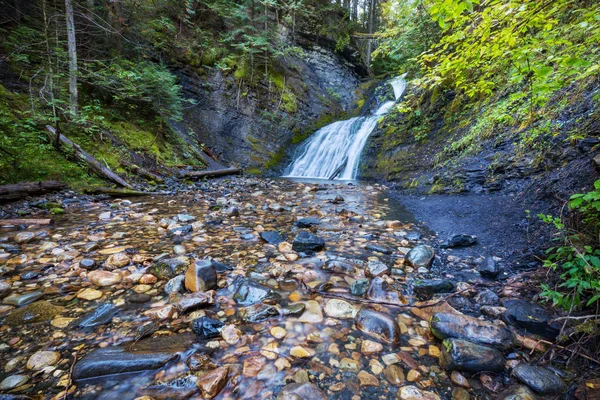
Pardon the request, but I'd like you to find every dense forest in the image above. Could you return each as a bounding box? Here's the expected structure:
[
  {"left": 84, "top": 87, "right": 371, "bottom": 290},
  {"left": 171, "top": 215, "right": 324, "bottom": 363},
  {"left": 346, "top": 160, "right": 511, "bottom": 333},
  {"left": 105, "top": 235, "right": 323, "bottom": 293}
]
[{"left": 0, "top": 0, "right": 599, "bottom": 399}]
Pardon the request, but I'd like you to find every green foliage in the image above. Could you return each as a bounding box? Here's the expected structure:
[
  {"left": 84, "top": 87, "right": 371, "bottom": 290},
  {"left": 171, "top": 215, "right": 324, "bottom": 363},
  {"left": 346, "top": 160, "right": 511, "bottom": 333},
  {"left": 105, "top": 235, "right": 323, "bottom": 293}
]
[{"left": 539, "top": 180, "right": 600, "bottom": 310}]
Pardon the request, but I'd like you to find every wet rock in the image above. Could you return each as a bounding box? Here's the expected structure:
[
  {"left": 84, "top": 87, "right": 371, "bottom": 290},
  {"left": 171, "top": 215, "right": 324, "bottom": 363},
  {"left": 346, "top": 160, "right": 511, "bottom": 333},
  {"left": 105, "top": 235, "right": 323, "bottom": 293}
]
[
  {"left": 441, "top": 234, "right": 478, "bottom": 248},
  {"left": 290, "top": 346, "right": 314, "bottom": 358},
  {"left": 413, "top": 280, "right": 454, "bottom": 299},
  {"left": 164, "top": 275, "right": 185, "bottom": 294},
  {"left": 361, "top": 339, "right": 383, "bottom": 355},
  {"left": 297, "top": 300, "right": 323, "bottom": 323},
  {"left": 73, "top": 335, "right": 192, "bottom": 380},
  {"left": 196, "top": 366, "right": 229, "bottom": 399},
  {"left": 350, "top": 278, "right": 370, "bottom": 296},
  {"left": 144, "top": 304, "right": 175, "bottom": 321},
  {"left": 406, "top": 245, "right": 435, "bottom": 269},
  {"left": 292, "top": 231, "right": 325, "bottom": 253},
  {"left": 480, "top": 306, "right": 506, "bottom": 317},
  {"left": 106, "top": 252, "right": 130, "bottom": 269},
  {"left": 232, "top": 277, "right": 279, "bottom": 305},
  {"left": 80, "top": 258, "right": 95, "bottom": 269},
  {"left": 20, "top": 271, "right": 39, "bottom": 280},
  {"left": 177, "top": 292, "right": 213, "bottom": 312},
  {"left": 72, "top": 303, "right": 118, "bottom": 329},
  {"left": 185, "top": 259, "right": 217, "bottom": 292},
  {"left": 452, "top": 387, "right": 470, "bottom": 400},
  {"left": 0, "top": 280, "right": 11, "bottom": 298},
  {"left": 431, "top": 312, "right": 514, "bottom": 350},
  {"left": 221, "top": 324, "right": 242, "bottom": 345},
  {"left": 367, "top": 277, "right": 406, "bottom": 305},
  {"left": 276, "top": 382, "right": 327, "bottom": 400},
  {"left": 479, "top": 256, "right": 500, "bottom": 278},
  {"left": 3, "top": 291, "right": 44, "bottom": 306},
  {"left": 323, "top": 260, "right": 355, "bottom": 273},
  {"left": 98, "top": 211, "right": 111, "bottom": 220},
  {"left": 4, "top": 301, "right": 63, "bottom": 326},
  {"left": 450, "top": 371, "right": 469, "bottom": 388},
  {"left": 139, "top": 375, "right": 198, "bottom": 399},
  {"left": 357, "top": 370, "right": 379, "bottom": 386},
  {"left": 77, "top": 288, "right": 103, "bottom": 301},
  {"left": 26, "top": 350, "right": 60, "bottom": 370},
  {"left": 512, "top": 364, "right": 567, "bottom": 395},
  {"left": 384, "top": 364, "right": 405, "bottom": 386},
  {"left": 177, "top": 214, "right": 196, "bottom": 223},
  {"left": 366, "top": 244, "right": 392, "bottom": 254},
  {"left": 367, "top": 260, "right": 390, "bottom": 277},
  {"left": 324, "top": 299, "right": 357, "bottom": 319},
  {"left": 88, "top": 270, "right": 121, "bottom": 287},
  {"left": 502, "top": 299, "right": 560, "bottom": 340},
  {"left": 397, "top": 385, "right": 440, "bottom": 400},
  {"left": 225, "top": 206, "right": 240, "bottom": 216},
  {"left": 14, "top": 232, "right": 35, "bottom": 244},
  {"left": 192, "top": 317, "right": 224, "bottom": 340},
  {"left": 474, "top": 289, "right": 499, "bottom": 306},
  {"left": 497, "top": 385, "right": 539, "bottom": 400},
  {"left": 439, "top": 338, "right": 505, "bottom": 373},
  {"left": 0, "top": 375, "right": 29, "bottom": 390},
  {"left": 295, "top": 217, "right": 321, "bottom": 228},
  {"left": 240, "top": 303, "right": 279, "bottom": 322},
  {"left": 268, "top": 203, "right": 284, "bottom": 211},
  {"left": 259, "top": 231, "right": 285, "bottom": 245},
  {"left": 355, "top": 308, "right": 401, "bottom": 345},
  {"left": 187, "top": 353, "right": 217, "bottom": 371},
  {"left": 153, "top": 257, "right": 190, "bottom": 280},
  {"left": 282, "top": 302, "right": 305, "bottom": 316}
]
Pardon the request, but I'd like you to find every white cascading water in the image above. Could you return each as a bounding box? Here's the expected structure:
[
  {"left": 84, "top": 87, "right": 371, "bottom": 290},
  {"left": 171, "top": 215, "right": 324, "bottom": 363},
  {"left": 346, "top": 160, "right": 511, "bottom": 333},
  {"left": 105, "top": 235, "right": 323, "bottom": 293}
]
[{"left": 284, "top": 75, "right": 407, "bottom": 180}]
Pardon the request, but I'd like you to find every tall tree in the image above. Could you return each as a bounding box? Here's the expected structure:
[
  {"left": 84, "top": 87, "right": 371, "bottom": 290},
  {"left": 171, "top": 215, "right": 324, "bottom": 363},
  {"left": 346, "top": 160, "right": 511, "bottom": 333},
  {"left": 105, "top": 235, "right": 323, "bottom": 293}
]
[{"left": 65, "top": 0, "right": 78, "bottom": 116}]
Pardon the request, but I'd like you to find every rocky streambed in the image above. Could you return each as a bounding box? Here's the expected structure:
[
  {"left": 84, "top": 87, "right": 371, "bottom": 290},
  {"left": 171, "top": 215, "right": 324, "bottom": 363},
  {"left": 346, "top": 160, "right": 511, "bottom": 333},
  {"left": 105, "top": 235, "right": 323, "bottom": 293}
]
[{"left": 0, "top": 177, "right": 583, "bottom": 399}]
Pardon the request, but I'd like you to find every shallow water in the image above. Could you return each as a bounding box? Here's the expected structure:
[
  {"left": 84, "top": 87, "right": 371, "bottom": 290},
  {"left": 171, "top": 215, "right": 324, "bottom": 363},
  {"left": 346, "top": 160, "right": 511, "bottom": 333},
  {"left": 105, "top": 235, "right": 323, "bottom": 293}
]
[{"left": 0, "top": 178, "right": 456, "bottom": 399}]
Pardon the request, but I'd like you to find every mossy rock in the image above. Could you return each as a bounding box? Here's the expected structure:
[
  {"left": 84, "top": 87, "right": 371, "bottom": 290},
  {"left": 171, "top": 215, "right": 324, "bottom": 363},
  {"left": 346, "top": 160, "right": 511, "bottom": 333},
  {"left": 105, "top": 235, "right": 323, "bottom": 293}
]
[{"left": 49, "top": 208, "right": 65, "bottom": 215}]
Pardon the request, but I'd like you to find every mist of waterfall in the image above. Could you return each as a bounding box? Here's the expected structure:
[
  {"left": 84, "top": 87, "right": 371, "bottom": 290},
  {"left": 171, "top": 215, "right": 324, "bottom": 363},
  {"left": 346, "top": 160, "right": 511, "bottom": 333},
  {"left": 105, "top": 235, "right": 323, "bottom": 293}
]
[{"left": 283, "top": 75, "right": 407, "bottom": 180}]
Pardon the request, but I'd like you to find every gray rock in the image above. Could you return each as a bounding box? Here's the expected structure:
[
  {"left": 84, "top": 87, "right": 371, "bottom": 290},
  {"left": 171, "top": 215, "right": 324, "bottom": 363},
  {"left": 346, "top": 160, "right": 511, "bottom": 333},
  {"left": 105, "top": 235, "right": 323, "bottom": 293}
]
[
  {"left": 185, "top": 259, "right": 217, "bottom": 292},
  {"left": 474, "top": 289, "right": 499, "bottom": 305},
  {"left": 497, "top": 385, "right": 539, "bottom": 400},
  {"left": 367, "top": 260, "right": 390, "bottom": 277},
  {"left": 502, "top": 299, "right": 560, "bottom": 340},
  {"left": 232, "top": 277, "right": 279, "bottom": 306},
  {"left": 3, "top": 291, "right": 44, "bottom": 306},
  {"left": 441, "top": 234, "right": 478, "bottom": 248},
  {"left": 406, "top": 245, "right": 435, "bottom": 269},
  {"left": 292, "top": 231, "right": 325, "bottom": 253},
  {"left": 350, "top": 278, "right": 370, "bottom": 297},
  {"left": 259, "top": 230, "right": 285, "bottom": 245},
  {"left": 479, "top": 256, "right": 500, "bottom": 278},
  {"left": 192, "top": 317, "right": 224, "bottom": 339},
  {"left": 276, "top": 382, "right": 327, "bottom": 400},
  {"left": 355, "top": 308, "right": 400, "bottom": 345},
  {"left": 177, "top": 214, "right": 196, "bottom": 223},
  {"left": 413, "top": 279, "right": 454, "bottom": 299},
  {"left": 512, "top": 364, "right": 566, "bottom": 395},
  {"left": 73, "top": 335, "right": 193, "bottom": 380},
  {"left": 0, "top": 280, "right": 12, "bottom": 298},
  {"left": 295, "top": 218, "right": 321, "bottom": 228},
  {"left": 80, "top": 258, "right": 95, "bottom": 269},
  {"left": 240, "top": 303, "right": 279, "bottom": 322},
  {"left": 431, "top": 312, "right": 514, "bottom": 351},
  {"left": 367, "top": 277, "right": 405, "bottom": 305},
  {"left": 366, "top": 244, "right": 392, "bottom": 254},
  {"left": 153, "top": 257, "right": 190, "bottom": 280},
  {"left": 439, "top": 338, "right": 505, "bottom": 373},
  {"left": 0, "top": 374, "right": 29, "bottom": 390},
  {"left": 164, "top": 275, "right": 186, "bottom": 294},
  {"left": 72, "top": 303, "right": 118, "bottom": 329}
]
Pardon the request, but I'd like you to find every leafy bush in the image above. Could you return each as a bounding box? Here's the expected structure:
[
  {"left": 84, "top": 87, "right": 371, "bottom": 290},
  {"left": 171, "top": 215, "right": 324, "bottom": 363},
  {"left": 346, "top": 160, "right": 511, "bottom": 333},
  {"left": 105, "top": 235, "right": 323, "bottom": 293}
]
[{"left": 539, "top": 180, "right": 600, "bottom": 309}]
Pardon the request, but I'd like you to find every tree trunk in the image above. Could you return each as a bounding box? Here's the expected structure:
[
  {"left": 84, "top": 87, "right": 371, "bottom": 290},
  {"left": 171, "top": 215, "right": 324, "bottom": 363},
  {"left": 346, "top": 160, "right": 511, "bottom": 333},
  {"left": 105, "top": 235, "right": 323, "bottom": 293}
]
[
  {"left": 119, "top": 160, "right": 165, "bottom": 183},
  {"left": 1, "top": 218, "right": 55, "bottom": 225},
  {"left": 65, "top": 0, "right": 78, "bottom": 116},
  {"left": 46, "top": 126, "right": 133, "bottom": 188},
  {"left": 0, "top": 181, "right": 66, "bottom": 203},
  {"left": 179, "top": 168, "right": 242, "bottom": 180},
  {"left": 351, "top": 0, "right": 358, "bottom": 21},
  {"left": 366, "top": 0, "right": 376, "bottom": 72}
]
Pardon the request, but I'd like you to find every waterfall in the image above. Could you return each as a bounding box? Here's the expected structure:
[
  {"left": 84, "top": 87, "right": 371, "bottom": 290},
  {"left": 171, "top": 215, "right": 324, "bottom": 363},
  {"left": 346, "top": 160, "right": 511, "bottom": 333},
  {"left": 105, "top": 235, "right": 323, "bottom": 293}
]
[{"left": 283, "top": 75, "right": 407, "bottom": 180}]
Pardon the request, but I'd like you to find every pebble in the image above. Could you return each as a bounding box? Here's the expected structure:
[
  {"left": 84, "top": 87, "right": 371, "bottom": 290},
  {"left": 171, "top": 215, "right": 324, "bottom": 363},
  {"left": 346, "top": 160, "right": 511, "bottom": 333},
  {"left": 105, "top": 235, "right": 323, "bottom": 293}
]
[
  {"left": 361, "top": 340, "right": 383, "bottom": 355},
  {"left": 27, "top": 350, "right": 61, "bottom": 370},
  {"left": 270, "top": 326, "right": 287, "bottom": 339},
  {"left": 88, "top": 270, "right": 121, "bottom": 287},
  {"left": 77, "top": 288, "right": 103, "bottom": 301},
  {"left": 0, "top": 374, "right": 29, "bottom": 390},
  {"left": 323, "top": 299, "right": 358, "bottom": 319},
  {"left": 357, "top": 370, "right": 379, "bottom": 386}
]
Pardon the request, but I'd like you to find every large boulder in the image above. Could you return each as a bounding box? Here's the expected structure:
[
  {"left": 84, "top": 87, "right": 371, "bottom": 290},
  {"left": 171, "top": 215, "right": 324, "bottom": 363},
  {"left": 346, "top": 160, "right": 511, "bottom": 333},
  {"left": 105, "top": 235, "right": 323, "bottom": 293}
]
[
  {"left": 439, "top": 338, "right": 505, "bottom": 373},
  {"left": 355, "top": 308, "right": 401, "bottom": 345},
  {"left": 430, "top": 312, "right": 514, "bottom": 351}
]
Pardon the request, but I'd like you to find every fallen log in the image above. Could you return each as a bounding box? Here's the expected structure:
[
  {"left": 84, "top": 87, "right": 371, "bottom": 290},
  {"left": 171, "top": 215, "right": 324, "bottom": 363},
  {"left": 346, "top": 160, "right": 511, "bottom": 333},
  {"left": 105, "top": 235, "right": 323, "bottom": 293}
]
[
  {"left": 0, "top": 181, "right": 66, "bottom": 203},
  {"left": 81, "top": 187, "right": 165, "bottom": 197},
  {"left": 0, "top": 218, "right": 54, "bottom": 225},
  {"left": 120, "top": 160, "right": 165, "bottom": 183},
  {"left": 179, "top": 167, "right": 242, "bottom": 180},
  {"left": 46, "top": 126, "right": 133, "bottom": 189}
]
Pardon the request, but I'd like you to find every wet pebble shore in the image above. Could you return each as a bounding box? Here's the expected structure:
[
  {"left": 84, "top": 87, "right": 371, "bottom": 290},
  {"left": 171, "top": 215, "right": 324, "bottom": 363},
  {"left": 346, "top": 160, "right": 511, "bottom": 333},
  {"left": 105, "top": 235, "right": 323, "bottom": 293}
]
[{"left": 0, "top": 177, "right": 576, "bottom": 399}]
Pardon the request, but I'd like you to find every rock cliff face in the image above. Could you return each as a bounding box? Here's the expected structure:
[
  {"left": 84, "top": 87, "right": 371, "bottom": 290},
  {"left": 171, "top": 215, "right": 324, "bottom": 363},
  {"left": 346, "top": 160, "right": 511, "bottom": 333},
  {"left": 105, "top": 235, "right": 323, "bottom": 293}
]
[{"left": 170, "top": 45, "right": 361, "bottom": 170}]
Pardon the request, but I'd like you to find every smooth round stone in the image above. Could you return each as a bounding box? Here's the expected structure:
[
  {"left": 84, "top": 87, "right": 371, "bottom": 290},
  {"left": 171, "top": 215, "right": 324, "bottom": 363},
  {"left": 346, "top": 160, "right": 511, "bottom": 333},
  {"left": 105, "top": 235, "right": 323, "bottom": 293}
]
[
  {"left": 451, "top": 370, "right": 470, "bottom": 388},
  {"left": 406, "top": 245, "right": 435, "bottom": 268},
  {"left": 324, "top": 299, "right": 358, "bottom": 319},
  {"left": 270, "top": 326, "right": 287, "bottom": 339},
  {"left": 27, "top": 350, "right": 61, "bottom": 370},
  {"left": 88, "top": 270, "right": 121, "bottom": 287},
  {"left": 132, "top": 284, "right": 152, "bottom": 293},
  {"left": 14, "top": 232, "right": 35, "bottom": 244},
  {"left": 3, "top": 291, "right": 44, "bottom": 306},
  {"left": 173, "top": 245, "right": 186, "bottom": 255},
  {"left": 361, "top": 340, "right": 383, "bottom": 355},
  {"left": 397, "top": 385, "right": 440, "bottom": 400},
  {"left": 0, "top": 374, "right": 29, "bottom": 390},
  {"left": 106, "top": 252, "right": 131, "bottom": 269},
  {"left": 77, "top": 288, "right": 103, "bottom": 301},
  {"left": 80, "top": 259, "right": 95, "bottom": 269},
  {"left": 297, "top": 300, "right": 323, "bottom": 323},
  {"left": 355, "top": 308, "right": 401, "bottom": 345},
  {"left": 221, "top": 325, "right": 242, "bottom": 345}
]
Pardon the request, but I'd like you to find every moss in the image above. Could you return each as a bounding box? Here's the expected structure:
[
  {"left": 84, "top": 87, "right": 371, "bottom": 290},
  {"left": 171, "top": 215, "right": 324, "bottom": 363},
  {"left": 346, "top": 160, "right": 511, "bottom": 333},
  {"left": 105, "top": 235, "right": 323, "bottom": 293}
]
[
  {"left": 264, "top": 148, "right": 286, "bottom": 170},
  {"left": 49, "top": 207, "right": 65, "bottom": 215}
]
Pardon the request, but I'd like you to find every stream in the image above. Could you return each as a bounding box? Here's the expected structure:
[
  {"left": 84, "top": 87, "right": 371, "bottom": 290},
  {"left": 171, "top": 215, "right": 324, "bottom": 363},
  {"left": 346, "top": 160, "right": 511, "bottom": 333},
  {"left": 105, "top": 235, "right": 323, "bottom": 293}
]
[{"left": 0, "top": 177, "right": 566, "bottom": 399}]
